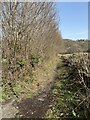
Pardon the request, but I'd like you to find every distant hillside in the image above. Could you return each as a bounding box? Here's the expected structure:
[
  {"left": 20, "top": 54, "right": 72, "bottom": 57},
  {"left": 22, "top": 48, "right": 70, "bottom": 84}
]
[{"left": 63, "top": 39, "right": 90, "bottom": 53}]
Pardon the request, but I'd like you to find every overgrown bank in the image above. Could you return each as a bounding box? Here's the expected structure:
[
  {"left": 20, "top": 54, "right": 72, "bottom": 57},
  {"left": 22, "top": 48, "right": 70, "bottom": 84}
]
[
  {"left": 1, "top": 2, "right": 63, "bottom": 102},
  {"left": 46, "top": 53, "right": 90, "bottom": 119},
  {"left": 2, "top": 56, "right": 60, "bottom": 118}
]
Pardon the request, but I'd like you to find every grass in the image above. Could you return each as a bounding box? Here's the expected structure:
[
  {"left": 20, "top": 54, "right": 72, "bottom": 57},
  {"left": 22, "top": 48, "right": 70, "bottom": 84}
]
[
  {"left": 46, "top": 57, "right": 86, "bottom": 119},
  {"left": 2, "top": 56, "right": 60, "bottom": 103},
  {"left": 13, "top": 84, "right": 24, "bottom": 95},
  {"left": 27, "top": 91, "right": 34, "bottom": 98}
]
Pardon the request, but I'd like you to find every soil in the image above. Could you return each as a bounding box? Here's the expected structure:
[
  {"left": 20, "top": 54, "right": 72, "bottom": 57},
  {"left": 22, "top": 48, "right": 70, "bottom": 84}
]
[
  {"left": 17, "top": 77, "right": 57, "bottom": 118},
  {"left": 1, "top": 64, "right": 58, "bottom": 119},
  {"left": 1, "top": 99, "right": 19, "bottom": 118}
]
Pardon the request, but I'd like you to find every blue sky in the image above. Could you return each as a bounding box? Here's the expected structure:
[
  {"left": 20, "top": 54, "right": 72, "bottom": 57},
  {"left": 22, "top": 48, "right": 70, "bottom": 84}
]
[{"left": 55, "top": 2, "right": 88, "bottom": 40}]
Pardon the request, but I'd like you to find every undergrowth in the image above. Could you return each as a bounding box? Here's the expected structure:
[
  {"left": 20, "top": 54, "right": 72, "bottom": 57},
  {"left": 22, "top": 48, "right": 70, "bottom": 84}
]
[{"left": 46, "top": 54, "right": 89, "bottom": 119}]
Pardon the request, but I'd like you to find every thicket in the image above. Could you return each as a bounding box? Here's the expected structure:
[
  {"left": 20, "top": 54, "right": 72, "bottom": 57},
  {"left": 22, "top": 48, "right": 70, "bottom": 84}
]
[
  {"left": 1, "top": 2, "right": 63, "bottom": 100},
  {"left": 49, "top": 53, "right": 90, "bottom": 119}
]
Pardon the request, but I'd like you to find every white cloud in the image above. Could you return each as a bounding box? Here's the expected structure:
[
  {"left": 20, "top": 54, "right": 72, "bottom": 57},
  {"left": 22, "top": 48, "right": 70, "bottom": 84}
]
[{"left": 62, "top": 31, "right": 88, "bottom": 40}]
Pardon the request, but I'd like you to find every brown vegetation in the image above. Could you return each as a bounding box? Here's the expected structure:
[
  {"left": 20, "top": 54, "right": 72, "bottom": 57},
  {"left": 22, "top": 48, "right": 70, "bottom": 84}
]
[
  {"left": 45, "top": 53, "right": 90, "bottom": 119},
  {"left": 63, "top": 39, "right": 90, "bottom": 53},
  {"left": 58, "top": 53, "right": 90, "bottom": 118},
  {"left": 1, "top": 2, "right": 63, "bottom": 100}
]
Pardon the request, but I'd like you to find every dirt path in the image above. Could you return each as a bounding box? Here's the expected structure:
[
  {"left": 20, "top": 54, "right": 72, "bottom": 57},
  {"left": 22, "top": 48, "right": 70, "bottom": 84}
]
[
  {"left": 2, "top": 53, "right": 88, "bottom": 119},
  {"left": 2, "top": 99, "right": 19, "bottom": 118},
  {"left": 16, "top": 58, "right": 59, "bottom": 118},
  {"left": 1, "top": 74, "right": 57, "bottom": 119},
  {"left": 1, "top": 58, "right": 59, "bottom": 119},
  {"left": 17, "top": 77, "right": 57, "bottom": 118}
]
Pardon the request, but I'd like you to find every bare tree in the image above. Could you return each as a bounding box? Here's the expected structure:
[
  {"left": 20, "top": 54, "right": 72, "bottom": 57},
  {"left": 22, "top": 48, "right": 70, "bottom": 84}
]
[{"left": 2, "top": 2, "right": 63, "bottom": 94}]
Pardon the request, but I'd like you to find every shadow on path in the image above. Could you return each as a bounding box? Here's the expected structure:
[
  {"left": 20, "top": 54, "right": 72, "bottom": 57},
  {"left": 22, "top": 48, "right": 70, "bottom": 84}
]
[{"left": 17, "top": 70, "right": 58, "bottom": 118}]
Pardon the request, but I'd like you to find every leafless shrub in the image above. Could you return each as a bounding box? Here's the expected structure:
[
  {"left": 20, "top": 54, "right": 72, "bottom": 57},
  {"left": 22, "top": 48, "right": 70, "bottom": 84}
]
[{"left": 61, "top": 53, "right": 90, "bottom": 118}]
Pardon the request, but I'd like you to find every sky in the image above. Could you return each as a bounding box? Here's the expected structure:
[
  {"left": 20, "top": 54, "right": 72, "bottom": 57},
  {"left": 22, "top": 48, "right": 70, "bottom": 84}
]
[{"left": 55, "top": 2, "right": 88, "bottom": 40}]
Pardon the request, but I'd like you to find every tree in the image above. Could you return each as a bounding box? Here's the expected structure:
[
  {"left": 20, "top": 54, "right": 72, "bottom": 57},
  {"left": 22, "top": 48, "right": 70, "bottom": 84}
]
[{"left": 2, "top": 2, "right": 63, "bottom": 88}]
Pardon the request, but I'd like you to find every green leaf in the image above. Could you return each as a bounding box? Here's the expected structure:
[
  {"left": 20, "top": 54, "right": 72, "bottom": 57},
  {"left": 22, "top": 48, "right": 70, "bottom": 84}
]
[
  {"left": 72, "top": 110, "right": 76, "bottom": 117},
  {"left": 2, "top": 58, "right": 8, "bottom": 64}
]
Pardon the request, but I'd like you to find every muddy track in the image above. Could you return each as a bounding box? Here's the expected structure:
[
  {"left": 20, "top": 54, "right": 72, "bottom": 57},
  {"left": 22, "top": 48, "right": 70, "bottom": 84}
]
[
  {"left": 1, "top": 58, "right": 60, "bottom": 119},
  {"left": 17, "top": 74, "right": 58, "bottom": 118},
  {"left": 1, "top": 70, "right": 58, "bottom": 119}
]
